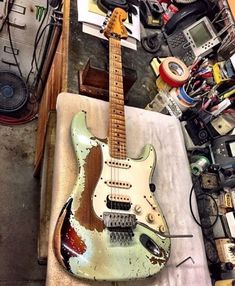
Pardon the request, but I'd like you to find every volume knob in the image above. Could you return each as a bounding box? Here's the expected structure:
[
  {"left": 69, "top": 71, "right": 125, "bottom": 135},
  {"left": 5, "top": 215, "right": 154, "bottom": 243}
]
[
  {"left": 146, "top": 213, "right": 155, "bottom": 223},
  {"left": 134, "top": 205, "right": 142, "bottom": 214}
]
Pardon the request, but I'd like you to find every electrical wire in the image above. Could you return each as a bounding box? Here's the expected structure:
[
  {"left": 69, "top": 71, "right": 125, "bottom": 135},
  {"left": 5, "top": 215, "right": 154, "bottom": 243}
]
[
  {"left": 0, "top": 99, "right": 38, "bottom": 125},
  {"left": 0, "top": 0, "right": 12, "bottom": 33},
  {"left": 7, "top": 20, "right": 23, "bottom": 78},
  {"left": 26, "top": 0, "right": 50, "bottom": 85},
  {"left": 0, "top": 0, "right": 51, "bottom": 125},
  {"left": 29, "top": 21, "right": 61, "bottom": 97},
  {"left": 0, "top": 0, "right": 23, "bottom": 77},
  {"left": 189, "top": 176, "right": 219, "bottom": 229}
]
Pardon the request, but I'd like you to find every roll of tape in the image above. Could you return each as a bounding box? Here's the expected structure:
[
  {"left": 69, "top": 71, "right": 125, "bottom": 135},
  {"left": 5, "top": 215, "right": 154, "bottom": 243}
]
[
  {"left": 178, "top": 85, "right": 196, "bottom": 105},
  {"left": 170, "top": 88, "right": 190, "bottom": 111},
  {"left": 159, "top": 57, "right": 190, "bottom": 87},
  {"left": 191, "top": 156, "right": 210, "bottom": 176}
]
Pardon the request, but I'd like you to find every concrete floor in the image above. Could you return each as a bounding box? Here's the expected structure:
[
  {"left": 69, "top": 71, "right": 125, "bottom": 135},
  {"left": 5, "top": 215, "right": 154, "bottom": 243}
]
[{"left": 0, "top": 121, "right": 46, "bottom": 285}]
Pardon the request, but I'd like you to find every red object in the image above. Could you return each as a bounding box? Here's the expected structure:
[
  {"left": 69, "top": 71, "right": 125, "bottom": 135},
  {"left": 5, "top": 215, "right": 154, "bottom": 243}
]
[
  {"left": 159, "top": 63, "right": 187, "bottom": 87},
  {"left": 158, "top": 0, "right": 171, "bottom": 3},
  {"left": 162, "top": 4, "right": 179, "bottom": 24}
]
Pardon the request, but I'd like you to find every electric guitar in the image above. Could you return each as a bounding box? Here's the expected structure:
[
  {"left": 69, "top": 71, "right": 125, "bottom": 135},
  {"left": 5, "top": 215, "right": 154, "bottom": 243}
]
[{"left": 53, "top": 8, "right": 171, "bottom": 281}]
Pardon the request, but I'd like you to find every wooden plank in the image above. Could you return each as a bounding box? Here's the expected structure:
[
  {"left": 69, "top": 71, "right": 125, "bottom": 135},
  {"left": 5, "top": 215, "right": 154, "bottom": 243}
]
[{"left": 38, "top": 111, "right": 56, "bottom": 264}]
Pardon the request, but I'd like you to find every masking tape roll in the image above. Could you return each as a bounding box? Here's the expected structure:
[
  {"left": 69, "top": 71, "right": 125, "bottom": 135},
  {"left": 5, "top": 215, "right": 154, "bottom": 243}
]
[{"left": 159, "top": 57, "right": 190, "bottom": 87}]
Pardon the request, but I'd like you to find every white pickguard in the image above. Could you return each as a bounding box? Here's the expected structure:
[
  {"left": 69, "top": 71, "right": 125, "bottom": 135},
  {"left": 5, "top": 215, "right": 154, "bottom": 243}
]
[{"left": 92, "top": 143, "right": 166, "bottom": 232}]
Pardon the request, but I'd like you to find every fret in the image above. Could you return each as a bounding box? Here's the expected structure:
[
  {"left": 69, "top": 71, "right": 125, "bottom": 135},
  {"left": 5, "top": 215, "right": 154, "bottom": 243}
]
[
  {"left": 110, "top": 114, "right": 125, "bottom": 121},
  {"left": 109, "top": 97, "right": 124, "bottom": 105},
  {"left": 110, "top": 104, "right": 124, "bottom": 111},
  {"left": 110, "top": 119, "right": 125, "bottom": 125},
  {"left": 109, "top": 132, "right": 126, "bottom": 140},
  {"left": 110, "top": 118, "right": 125, "bottom": 123},
  {"left": 112, "top": 62, "right": 122, "bottom": 69},
  {"left": 109, "top": 37, "right": 126, "bottom": 159},
  {"left": 110, "top": 69, "right": 122, "bottom": 76},
  {"left": 111, "top": 48, "right": 121, "bottom": 55},
  {"left": 111, "top": 81, "right": 123, "bottom": 89},
  {"left": 110, "top": 128, "right": 126, "bottom": 135},
  {"left": 110, "top": 126, "right": 125, "bottom": 132},
  {"left": 110, "top": 74, "right": 123, "bottom": 83},
  {"left": 111, "top": 55, "right": 122, "bottom": 62},
  {"left": 109, "top": 138, "right": 126, "bottom": 145},
  {"left": 110, "top": 86, "right": 123, "bottom": 94}
]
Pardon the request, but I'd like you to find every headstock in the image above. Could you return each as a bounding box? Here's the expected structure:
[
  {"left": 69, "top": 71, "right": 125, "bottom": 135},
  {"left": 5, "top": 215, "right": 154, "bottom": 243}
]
[{"left": 103, "top": 8, "right": 128, "bottom": 40}]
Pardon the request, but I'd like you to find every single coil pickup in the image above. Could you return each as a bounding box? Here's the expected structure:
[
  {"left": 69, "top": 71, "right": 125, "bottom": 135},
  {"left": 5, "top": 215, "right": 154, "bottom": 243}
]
[
  {"left": 108, "top": 194, "right": 131, "bottom": 203},
  {"left": 105, "top": 160, "right": 131, "bottom": 169},
  {"left": 105, "top": 180, "right": 132, "bottom": 189},
  {"left": 106, "top": 195, "right": 131, "bottom": 211}
]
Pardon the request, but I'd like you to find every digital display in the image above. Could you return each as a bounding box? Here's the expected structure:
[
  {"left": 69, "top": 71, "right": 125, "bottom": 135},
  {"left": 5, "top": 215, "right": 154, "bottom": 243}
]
[
  {"left": 229, "top": 141, "right": 235, "bottom": 157},
  {"left": 189, "top": 21, "right": 213, "bottom": 48}
]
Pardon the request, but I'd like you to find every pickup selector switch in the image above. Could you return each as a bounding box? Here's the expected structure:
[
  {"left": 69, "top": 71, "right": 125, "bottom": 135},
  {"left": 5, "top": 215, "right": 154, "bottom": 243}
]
[
  {"left": 134, "top": 205, "right": 142, "bottom": 214},
  {"left": 149, "top": 183, "right": 156, "bottom": 192}
]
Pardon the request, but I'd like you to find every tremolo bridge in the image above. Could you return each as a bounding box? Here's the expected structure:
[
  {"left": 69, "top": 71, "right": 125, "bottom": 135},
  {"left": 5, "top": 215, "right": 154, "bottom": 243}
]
[{"left": 103, "top": 212, "right": 137, "bottom": 243}]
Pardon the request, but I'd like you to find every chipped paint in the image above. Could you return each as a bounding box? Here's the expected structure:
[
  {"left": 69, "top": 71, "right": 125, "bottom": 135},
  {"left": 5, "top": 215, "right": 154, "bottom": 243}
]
[{"left": 53, "top": 111, "right": 171, "bottom": 281}]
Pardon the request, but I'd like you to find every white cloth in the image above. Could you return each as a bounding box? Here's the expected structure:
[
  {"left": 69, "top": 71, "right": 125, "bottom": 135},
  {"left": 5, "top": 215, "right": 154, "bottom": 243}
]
[{"left": 46, "top": 92, "right": 212, "bottom": 286}]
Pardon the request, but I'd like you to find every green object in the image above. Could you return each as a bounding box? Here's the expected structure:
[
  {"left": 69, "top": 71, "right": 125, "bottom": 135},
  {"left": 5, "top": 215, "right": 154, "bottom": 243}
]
[
  {"left": 191, "top": 155, "right": 210, "bottom": 176},
  {"left": 35, "top": 5, "right": 46, "bottom": 21}
]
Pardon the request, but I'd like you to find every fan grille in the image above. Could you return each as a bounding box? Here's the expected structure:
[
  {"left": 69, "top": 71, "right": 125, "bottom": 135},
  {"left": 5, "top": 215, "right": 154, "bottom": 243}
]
[{"left": 0, "top": 71, "right": 28, "bottom": 113}]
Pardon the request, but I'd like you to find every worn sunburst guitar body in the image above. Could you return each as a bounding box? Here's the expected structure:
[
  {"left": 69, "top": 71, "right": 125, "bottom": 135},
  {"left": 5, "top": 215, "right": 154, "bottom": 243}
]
[{"left": 53, "top": 8, "right": 171, "bottom": 281}]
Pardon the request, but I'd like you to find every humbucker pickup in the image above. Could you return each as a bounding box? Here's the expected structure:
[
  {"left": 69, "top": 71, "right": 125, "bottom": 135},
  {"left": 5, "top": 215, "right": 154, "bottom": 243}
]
[
  {"left": 106, "top": 194, "right": 131, "bottom": 210},
  {"left": 103, "top": 212, "right": 137, "bottom": 229}
]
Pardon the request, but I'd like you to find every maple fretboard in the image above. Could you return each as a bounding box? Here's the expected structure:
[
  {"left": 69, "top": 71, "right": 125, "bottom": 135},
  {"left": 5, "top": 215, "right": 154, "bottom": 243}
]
[{"left": 108, "top": 37, "right": 127, "bottom": 160}]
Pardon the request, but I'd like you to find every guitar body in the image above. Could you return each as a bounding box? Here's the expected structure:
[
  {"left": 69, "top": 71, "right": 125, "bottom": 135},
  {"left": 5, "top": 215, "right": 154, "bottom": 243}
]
[{"left": 54, "top": 111, "right": 171, "bottom": 281}]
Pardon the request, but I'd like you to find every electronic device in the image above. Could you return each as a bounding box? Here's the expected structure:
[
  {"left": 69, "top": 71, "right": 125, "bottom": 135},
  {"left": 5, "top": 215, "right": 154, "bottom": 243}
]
[
  {"left": 212, "top": 135, "right": 235, "bottom": 166},
  {"left": 167, "top": 16, "right": 221, "bottom": 66},
  {"left": 0, "top": 71, "right": 29, "bottom": 114},
  {"left": 215, "top": 239, "right": 235, "bottom": 264},
  {"left": 164, "top": 0, "right": 209, "bottom": 36},
  {"left": 212, "top": 135, "right": 235, "bottom": 188},
  {"left": 185, "top": 116, "right": 211, "bottom": 146},
  {"left": 140, "top": 0, "right": 163, "bottom": 28}
]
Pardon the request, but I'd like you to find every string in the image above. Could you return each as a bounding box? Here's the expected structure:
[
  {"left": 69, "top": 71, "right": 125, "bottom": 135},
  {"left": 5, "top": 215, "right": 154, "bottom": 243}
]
[
  {"left": 109, "top": 37, "right": 114, "bottom": 212},
  {"left": 109, "top": 37, "right": 127, "bottom": 212}
]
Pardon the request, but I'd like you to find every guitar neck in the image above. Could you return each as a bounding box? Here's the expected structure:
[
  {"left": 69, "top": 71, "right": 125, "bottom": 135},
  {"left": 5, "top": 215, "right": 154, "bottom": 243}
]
[{"left": 108, "top": 37, "right": 127, "bottom": 160}]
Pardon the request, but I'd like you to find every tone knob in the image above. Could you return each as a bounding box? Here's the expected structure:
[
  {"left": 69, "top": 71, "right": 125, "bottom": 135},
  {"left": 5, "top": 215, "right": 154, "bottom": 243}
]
[
  {"left": 134, "top": 205, "right": 142, "bottom": 214},
  {"left": 159, "top": 225, "right": 165, "bottom": 233},
  {"left": 146, "top": 213, "right": 155, "bottom": 223}
]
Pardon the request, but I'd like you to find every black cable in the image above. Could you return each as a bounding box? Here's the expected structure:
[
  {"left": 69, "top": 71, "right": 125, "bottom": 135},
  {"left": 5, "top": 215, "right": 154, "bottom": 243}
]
[
  {"left": 26, "top": 0, "right": 49, "bottom": 84},
  {"left": 0, "top": 0, "right": 13, "bottom": 33},
  {"left": 6, "top": 1, "right": 23, "bottom": 78},
  {"left": 0, "top": 0, "right": 22, "bottom": 76},
  {"left": 189, "top": 176, "right": 219, "bottom": 229},
  {"left": 28, "top": 22, "right": 57, "bottom": 89}
]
